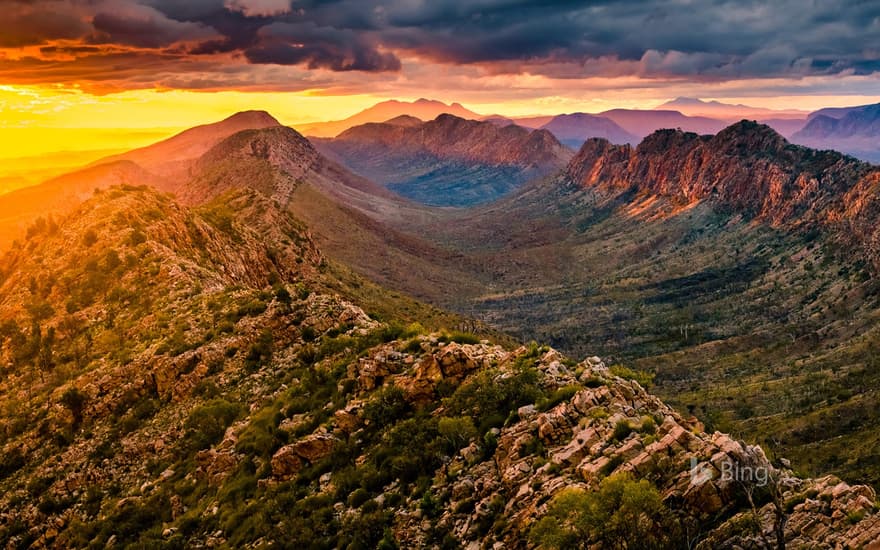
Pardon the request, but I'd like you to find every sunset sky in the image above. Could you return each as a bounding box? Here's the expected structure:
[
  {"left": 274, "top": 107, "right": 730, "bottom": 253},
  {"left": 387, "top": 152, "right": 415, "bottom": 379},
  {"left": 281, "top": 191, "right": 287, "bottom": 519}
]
[{"left": 1, "top": 0, "right": 880, "bottom": 160}]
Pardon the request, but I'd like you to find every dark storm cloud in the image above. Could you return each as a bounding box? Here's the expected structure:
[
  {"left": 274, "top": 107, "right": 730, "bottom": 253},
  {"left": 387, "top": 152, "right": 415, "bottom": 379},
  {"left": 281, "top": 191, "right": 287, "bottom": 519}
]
[
  {"left": 2, "top": 0, "right": 880, "bottom": 89},
  {"left": 0, "top": 4, "right": 91, "bottom": 47},
  {"left": 244, "top": 22, "right": 401, "bottom": 71}
]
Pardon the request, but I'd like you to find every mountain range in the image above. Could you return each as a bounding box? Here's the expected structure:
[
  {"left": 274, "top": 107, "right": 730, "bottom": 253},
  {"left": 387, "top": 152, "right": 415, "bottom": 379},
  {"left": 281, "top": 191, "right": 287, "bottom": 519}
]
[
  {"left": 657, "top": 97, "right": 809, "bottom": 120},
  {"left": 313, "top": 114, "right": 572, "bottom": 206},
  {"left": 793, "top": 103, "right": 880, "bottom": 163},
  {"left": 3, "top": 107, "right": 880, "bottom": 547},
  {"left": 296, "top": 98, "right": 482, "bottom": 138}
]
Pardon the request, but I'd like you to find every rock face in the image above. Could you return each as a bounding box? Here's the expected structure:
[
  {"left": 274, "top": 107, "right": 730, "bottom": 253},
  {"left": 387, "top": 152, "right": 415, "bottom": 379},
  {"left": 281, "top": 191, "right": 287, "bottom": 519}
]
[
  {"left": 271, "top": 433, "right": 337, "bottom": 479},
  {"left": 564, "top": 120, "right": 880, "bottom": 267},
  {"left": 315, "top": 113, "right": 573, "bottom": 206}
]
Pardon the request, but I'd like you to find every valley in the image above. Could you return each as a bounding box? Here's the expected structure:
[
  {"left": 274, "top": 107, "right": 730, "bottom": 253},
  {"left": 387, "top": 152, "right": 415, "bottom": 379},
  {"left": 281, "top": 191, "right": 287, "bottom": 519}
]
[
  {"left": 5, "top": 2, "right": 880, "bottom": 547},
  {"left": 2, "top": 107, "right": 880, "bottom": 548}
]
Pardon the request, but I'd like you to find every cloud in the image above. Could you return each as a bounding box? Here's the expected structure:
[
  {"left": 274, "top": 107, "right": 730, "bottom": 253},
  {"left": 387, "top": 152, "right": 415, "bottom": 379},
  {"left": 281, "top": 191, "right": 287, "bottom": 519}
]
[
  {"left": 244, "top": 22, "right": 401, "bottom": 71},
  {"left": 0, "top": 0, "right": 879, "bottom": 95},
  {"left": 89, "top": 4, "right": 218, "bottom": 48},
  {"left": 0, "top": 4, "right": 91, "bottom": 47},
  {"left": 224, "top": 0, "right": 292, "bottom": 18}
]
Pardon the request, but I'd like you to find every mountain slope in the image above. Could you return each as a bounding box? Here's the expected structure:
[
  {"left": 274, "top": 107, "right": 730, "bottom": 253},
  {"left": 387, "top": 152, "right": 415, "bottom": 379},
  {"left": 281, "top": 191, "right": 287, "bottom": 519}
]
[
  {"left": 793, "top": 103, "right": 880, "bottom": 162},
  {"left": 175, "top": 123, "right": 490, "bottom": 306},
  {"left": 380, "top": 121, "right": 880, "bottom": 492},
  {"left": 314, "top": 114, "right": 573, "bottom": 206},
  {"left": 539, "top": 113, "right": 637, "bottom": 147},
  {"left": 94, "top": 110, "right": 281, "bottom": 178},
  {"left": 297, "top": 98, "right": 483, "bottom": 138},
  {"left": 0, "top": 111, "right": 285, "bottom": 248},
  {"left": 0, "top": 161, "right": 165, "bottom": 248},
  {"left": 0, "top": 185, "right": 877, "bottom": 548}
]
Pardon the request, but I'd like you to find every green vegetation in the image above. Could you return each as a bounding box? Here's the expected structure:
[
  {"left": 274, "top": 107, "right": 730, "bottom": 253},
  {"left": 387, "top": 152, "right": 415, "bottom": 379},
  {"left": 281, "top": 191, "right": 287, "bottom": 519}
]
[
  {"left": 609, "top": 364, "right": 655, "bottom": 388},
  {"left": 529, "top": 473, "right": 681, "bottom": 550},
  {"left": 612, "top": 419, "right": 633, "bottom": 441},
  {"left": 182, "top": 399, "right": 243, "bottom": 454}
]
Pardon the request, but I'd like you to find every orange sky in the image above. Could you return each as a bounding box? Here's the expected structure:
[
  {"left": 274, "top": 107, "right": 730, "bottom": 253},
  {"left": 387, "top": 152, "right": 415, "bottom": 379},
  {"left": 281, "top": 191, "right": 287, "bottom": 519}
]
[
  {"left": 2, "top": 82, "right": 879, "bottom": 161},
  {"left": 1, "top": 0, "right": 879, "bottom": 166}
]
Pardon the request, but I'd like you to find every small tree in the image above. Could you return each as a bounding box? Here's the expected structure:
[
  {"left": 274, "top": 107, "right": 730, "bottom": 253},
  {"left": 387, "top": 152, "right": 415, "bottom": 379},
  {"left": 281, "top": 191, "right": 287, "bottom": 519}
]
[
  {"left": 37, "top": 326, "right": 55, "bottom": 382},
  {"left": 438, "top": 416, "right": 478, "bottom": 452},
  {"left": 61, "top": 387, "right": 88, "bottom": 427},
  {"left": 530, "top": 472, "right": 680, "bottom": 550},
  {"left": 734, "top": 447, "right": 788, "bottom": 550}
]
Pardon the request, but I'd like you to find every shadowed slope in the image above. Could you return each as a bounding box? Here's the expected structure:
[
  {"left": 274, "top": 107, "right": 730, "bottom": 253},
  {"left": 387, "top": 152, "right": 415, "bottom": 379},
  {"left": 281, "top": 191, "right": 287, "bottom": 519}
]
[{"left": 314, "top": 114, "right": 573, "bottom": 206}]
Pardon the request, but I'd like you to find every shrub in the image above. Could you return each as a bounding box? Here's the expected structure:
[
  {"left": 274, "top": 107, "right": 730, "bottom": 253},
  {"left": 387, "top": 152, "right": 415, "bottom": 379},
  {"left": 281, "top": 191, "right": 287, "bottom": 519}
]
[
  {"left": 244, "top": 330, "right": 274, "bottom": 372},
  {"left": 236, "top": 406, "right": 283, "bottom": 459},
  {"left": 420, "top": 491, "right": 441, "bottom": 519},
  {"left": 612, "top": 420, "right": 633, "bottom": 441},
  {"left": 609, "top": 364, "right": 655, "bottom": 388},
  {"left": 537, "top": 385, "right": 580, "bottom": 412},
  {"left": 0, "top": 447, "right": 26, "bottom": 480},
  {"left": 444, "top": 365, "right": 543, "bottom": 434},
  {"left": 183, "top": 399, "right": 243, "bottom": 453},
  {"left": 348, "top": 488, "right": 371, "bottom": 508},
  {"left": 83, "top": 229, "right": 98, "bottom": 247},
  {"left": 438, "top": 416, "right": 478, "bottom": 452},
  {"left": 61, "top": 387, "right": 88, "bottom": 426},
  {"left": 362, "top": 387, "right": 410, "bottom": 428},
  {"left": 438, "top": 331, "right": 480, "bottom": 345},
  {"left": 529, "top": 472, "right": 680, "bottom": 549},
  {"left": 274, "top": 286, "right": 292, "bottom": 305},
  {"left": 639, "top": 416, "right": 656, "bottom": 435}
]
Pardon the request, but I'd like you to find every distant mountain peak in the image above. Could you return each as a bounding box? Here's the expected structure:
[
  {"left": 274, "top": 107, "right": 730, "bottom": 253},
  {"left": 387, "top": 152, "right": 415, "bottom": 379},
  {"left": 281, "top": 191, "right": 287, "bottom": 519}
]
[
  {"left": 713, "top": 119, "right": 787, "bottom": 149},
  {"left": 317, "top": 114, "right": 572, "bottom": 206},
  {"left": 383, "top": 114, "right": 423, "bottom": 127},
  {"left": 668, "top": 96, "right": 708, "bottom": 105},
  {"left": 296, "top": 98, "right": 484, "bottom": 138},
  {"left": 222, "top": 110, "right": 282, "bottom": 126},
  {"left": 538, "top": 112, "right": 637, "bottom": 147},
  {"left": 656, "top": 97, "right": 809, "bottom": 123}
]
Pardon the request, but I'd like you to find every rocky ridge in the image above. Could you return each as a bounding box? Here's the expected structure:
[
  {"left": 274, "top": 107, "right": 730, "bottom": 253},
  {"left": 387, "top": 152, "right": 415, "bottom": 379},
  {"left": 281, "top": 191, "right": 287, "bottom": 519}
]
[
  {"left": 0, "top": 184, "right": 877, "bottom": 548},
  {"left": 564, "top": 120, "right": 880, "bottom": 267},
  {"left": 327, "top": 341, "right": 880, "bottom": 549}
]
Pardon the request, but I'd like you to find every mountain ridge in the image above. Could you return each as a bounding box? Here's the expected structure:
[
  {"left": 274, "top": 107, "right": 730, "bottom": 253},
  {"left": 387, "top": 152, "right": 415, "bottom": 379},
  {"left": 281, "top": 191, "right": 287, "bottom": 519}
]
[
  {"left": 539, "top": 112, "right": 638, "bottom": 147},
  {"left": 657, "top": 97, "right": 808, "bottom": 120},
  {"left": 93, "top": 110, "right": 282, "bottom": 179},
  {"left": 792, "top": 103, "right": 880, "bottom": 163},
  {"left": 314, "top": 114, "right": 573, "bottom": 206},
  {"left": 0, "top": 184, "right": 877, "bottom": 548},
  {"left": 297, "top": 99, "right": 483, "bottom": 138},
  {"left": 565, "top": 120, "right": 879, "bottom": 245}
]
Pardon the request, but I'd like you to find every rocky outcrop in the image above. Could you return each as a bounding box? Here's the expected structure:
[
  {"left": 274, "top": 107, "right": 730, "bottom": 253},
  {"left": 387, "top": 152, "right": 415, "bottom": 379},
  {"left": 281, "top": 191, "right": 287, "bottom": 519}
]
[
  {"left": 564, "top": 120, "right": 880, "bottom": 267},
  {"left": 347, "top": 338, "right": 507, "bottom": 403},
  {"left": 369, "top": 343, "right": 880, "bottom": 549},
  {"left": 271, "top": 433, "right": 338, "bottom": 480}
]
